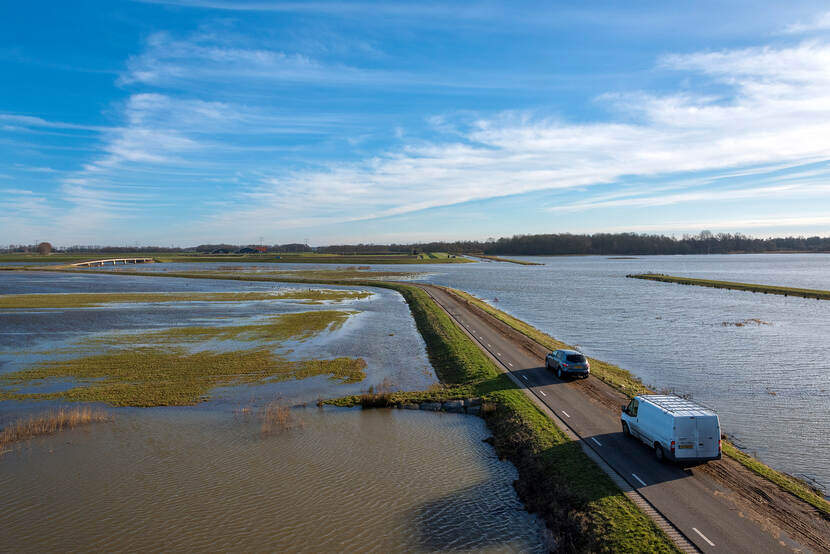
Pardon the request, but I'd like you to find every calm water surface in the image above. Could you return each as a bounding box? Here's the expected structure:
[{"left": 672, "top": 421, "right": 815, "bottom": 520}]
[{"left": 0, "top": 408, "right": 546, "bottom": 552}]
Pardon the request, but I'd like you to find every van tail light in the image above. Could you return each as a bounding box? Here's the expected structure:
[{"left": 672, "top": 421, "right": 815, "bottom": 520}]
[
  {"left": 718, "top": 439, "right": 722, "bottom": 452},
  {"left": 670, "top": 440, "right": 675, "bottom": 454}
]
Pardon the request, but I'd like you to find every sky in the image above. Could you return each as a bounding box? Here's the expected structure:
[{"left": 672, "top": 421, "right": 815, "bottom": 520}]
[{"left": 3, "top": 1, "right": 830, "bottom": 246}]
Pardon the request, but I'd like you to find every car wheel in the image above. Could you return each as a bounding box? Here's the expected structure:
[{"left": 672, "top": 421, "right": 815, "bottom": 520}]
[
  {"left": 655, "top": 444, "right": 665, "bottom": 463},
  {"left": 545, "top": 359, "right": 550, "bottom": 370},
  {"left": 622, "top": 422, "right": 631, "bottom": 437},
  {"left": 557, "top": 366, "right": 563, "bottom": 379}
]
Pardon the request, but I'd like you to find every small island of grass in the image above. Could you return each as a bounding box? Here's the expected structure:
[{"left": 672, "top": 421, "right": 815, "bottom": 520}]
[{"left": 627, "top": 273, "right": 830, "bottom": 300}]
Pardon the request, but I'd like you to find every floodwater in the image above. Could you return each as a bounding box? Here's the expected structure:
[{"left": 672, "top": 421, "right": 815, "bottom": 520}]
[
  {"left": 0, "top": 271, "right": 436, "bottom": 409},
  {"left": 0, "top": 270, "right": 547, "bottom": 552},
  {"left": 113, "top": 254, "right": 830, "bottom": 492},
  {"left": 0, "top": 408, "right": 546, "bottom": 553}
]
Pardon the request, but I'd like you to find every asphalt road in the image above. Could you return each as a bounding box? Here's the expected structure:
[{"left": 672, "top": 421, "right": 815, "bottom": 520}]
[{"left": 419, "top": 284, "right": 808, "bottom": 554}]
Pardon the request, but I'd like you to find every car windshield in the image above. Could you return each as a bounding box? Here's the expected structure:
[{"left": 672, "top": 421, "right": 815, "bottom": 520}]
[{"left": 566, "top": 354, "right": 586, "bottom": 363}]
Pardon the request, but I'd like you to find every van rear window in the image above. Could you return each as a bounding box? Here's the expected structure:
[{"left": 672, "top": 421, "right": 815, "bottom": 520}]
[{"left": 566, "top": 354, "right": 586, "bottom": 362}]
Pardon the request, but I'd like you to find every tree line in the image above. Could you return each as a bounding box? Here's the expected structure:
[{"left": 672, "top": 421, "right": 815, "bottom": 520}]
[{"left": 6, "top": 232, "right": 829, "bottom": 256}]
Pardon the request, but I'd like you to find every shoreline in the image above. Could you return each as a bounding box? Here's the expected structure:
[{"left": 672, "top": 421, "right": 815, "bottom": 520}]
[{"left": 627, "top": 273, "right": 830, "bottom": 300}]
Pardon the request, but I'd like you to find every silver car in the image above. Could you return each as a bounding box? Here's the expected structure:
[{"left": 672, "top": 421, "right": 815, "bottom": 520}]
[{"left": 545, "top": 349, "right": 590, "bottom": 379}]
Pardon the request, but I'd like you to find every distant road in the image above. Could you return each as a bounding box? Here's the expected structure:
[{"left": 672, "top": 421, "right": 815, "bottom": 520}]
[{"left": 417, "top": 284, "right": 825, "bottom": 554}]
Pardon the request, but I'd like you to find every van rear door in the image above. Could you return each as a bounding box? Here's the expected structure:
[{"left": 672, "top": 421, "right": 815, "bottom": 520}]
[
  {"left": 696, "top": 415, "right": 720, "bottom": 458},
  {"left": 674, "top": 416, "right": 697, "bottom": 459}
]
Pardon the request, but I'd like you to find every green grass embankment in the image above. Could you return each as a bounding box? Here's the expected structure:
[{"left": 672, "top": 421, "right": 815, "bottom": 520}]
[
  {"left": 332, "top": 283, "right": 677, "bottom": 552},
  {"left": 443, "top": 286, "right": 830, "bottom": 516},
  {"left": 474, "top": 254, "right": 543, "bottom": 265},
  {"left": 628, "top": 273, "right": 830, "bottom": 301}
]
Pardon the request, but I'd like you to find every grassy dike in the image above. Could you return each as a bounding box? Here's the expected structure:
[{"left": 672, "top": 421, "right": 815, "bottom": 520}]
[
  {"left": 628, "top": 273, "right": 830, "bottom": 301},
  {"left": 474, "top": 254, "right": 544, "bottom": 265},
  {"left": 356, "top": 283, "right": 678, "bottom": 553},
  {"left": 444, "top": 286, "right": 830, "bottom": 517}
]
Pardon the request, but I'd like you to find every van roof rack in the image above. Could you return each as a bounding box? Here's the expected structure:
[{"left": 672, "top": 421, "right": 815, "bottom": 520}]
[{"left": 641, "top": 394, "right": 718, "bottom": 416}]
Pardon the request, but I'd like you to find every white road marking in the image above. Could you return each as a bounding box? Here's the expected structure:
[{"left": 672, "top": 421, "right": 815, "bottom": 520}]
[
  {"left": 591, "top": 437, "right": 602, "bottom": 447},
  {"left": 692, "top": 528, "right": 715, "bottom": 547},
  {"left": 562, "top": 410, "right": 571, "bottom": 418},
  {"left": 496, "top": 352, "right": 501, "bottom": 356},
  {"left": 539, "top": 390, "right": 547, "bottom": 397},
  {"left": 631, "top": 473, "right": 648, "bottom": 487},
  {"left": 521, "top": 375, "right": 529, "bottom": 381},
  {"left": 508, "top": 362, "right": 513, "bottom": 367},
  {"left": 487, "top": 343, "right": 491, "bottom": 347}
]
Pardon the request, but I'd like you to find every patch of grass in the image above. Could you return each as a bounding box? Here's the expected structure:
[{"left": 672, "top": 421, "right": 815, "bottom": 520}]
[
  {"left": 82, "top": 310, "right": 355, "bottom": 346},
  {"left": 722, "top": 441, "right": 830, "bottom": 516},
  {"left": 628, "top": 273, "right": 830, "bottom": 301},
  {"left": 0, "top": 289, "right": 371, "bottom": 309},
  {"left": 0, "top": 348, "right": 366, "bottom": 407},
  {"left": 0, "top": 407, "right": 109, "bottom": 451}
]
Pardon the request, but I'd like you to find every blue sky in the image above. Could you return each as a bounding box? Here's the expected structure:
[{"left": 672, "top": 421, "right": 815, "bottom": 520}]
[{"left": 3, "top": 1, "right": 830, "bottom": 246}]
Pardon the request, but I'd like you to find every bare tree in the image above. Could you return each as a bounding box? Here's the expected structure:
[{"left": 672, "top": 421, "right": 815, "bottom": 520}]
[{"left": 37, "top": 242, "right": 52, "bottom": 255}]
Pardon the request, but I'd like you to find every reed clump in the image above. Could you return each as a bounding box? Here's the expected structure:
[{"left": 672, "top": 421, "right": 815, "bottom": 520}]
[
  {"left": 0, "top": 407, "right": 109, "bottom": 451},
  {"left": 359, "top": 377, "right": 397, "bottom": 408},
  {"left": 260, "top": 402, "right": 303, "bottom": 434}
]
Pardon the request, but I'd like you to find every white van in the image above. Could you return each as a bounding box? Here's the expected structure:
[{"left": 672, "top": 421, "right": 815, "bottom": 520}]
[{"left": 621, "top": 395, "right": 721, "bottom": 464}]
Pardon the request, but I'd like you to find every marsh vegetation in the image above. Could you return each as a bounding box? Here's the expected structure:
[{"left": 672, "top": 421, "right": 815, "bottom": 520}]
[
  {"left": 0, "top": 406, "right": 109, "bottom": 452},
  {"left": 0, "top": 289, "right": 370, "bottom": 309}
]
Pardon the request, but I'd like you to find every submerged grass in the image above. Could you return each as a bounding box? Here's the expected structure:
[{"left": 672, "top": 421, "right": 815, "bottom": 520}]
[
  {"left": 0, "top": 406, "right": 110, "bottom": 451},
  {"left": 0, "top": 289, "right": 371, "bottom": 309},
  {"left": 82, "top": 310, "right": 355, "bottom": 346},
  {"left": 0, "top": 348, "right": 366, "bottom": 407},
  {"left": 628, "top": 273, "right": 830, "bottom": 301}
]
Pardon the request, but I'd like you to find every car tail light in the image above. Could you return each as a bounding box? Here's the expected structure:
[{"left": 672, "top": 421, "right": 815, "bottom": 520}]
[{"left": 670, "top": 440, "right": 675, "bottom": 454}]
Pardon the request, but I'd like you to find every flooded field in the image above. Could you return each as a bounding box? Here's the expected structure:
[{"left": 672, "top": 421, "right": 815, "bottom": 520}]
[
  {"left": 0, "top": 408, "right": 546, "bottom": 552},
  {"left": 0, "top": 270, "right": 546, "bottom": 552},
  {"left": 0, "top": 272, "right": 435, "bottom": 410},
  {"left": 84, "top": 254, "right": 830, "bottom": 492}
]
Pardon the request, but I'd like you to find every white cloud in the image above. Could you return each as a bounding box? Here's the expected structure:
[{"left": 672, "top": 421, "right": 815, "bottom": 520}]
[
  {"left": 185, "top": 39, "right": 830, "bottom": 237},
  {"left": 11, "top": 27, "right": 830, "bottom": 243},
  {"left": 783, "top": 11, "right": 830, "bottom": 34}
]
